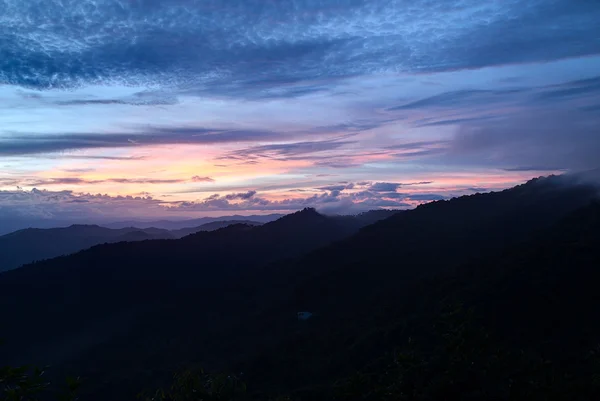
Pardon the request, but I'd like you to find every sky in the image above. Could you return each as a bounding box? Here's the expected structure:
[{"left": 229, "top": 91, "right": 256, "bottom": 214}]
[{"left": 1, "top": 0, "right": 600, "bottom": 230}]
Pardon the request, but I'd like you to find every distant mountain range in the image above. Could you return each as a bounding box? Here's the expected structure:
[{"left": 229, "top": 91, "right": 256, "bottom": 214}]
[
  {"left": 0, "top": 219, "right": 263, "bottom": 272},
  {"left": 2, "top": 176, "right": 600, "bottom": 400},
  {"left": 0, "top": 211, "right": 399, "bottom": 272},
  {"left": 169, "top": 220, "right": 263, "bottom": 238},
  {"left": 103, "top": 213, "right": 285, "bottom": 230}
]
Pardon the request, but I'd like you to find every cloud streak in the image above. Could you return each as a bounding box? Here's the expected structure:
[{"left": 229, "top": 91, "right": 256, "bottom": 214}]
[
  {"left": 0, "top": 176, "right": 214, "bottom": 187},
  {"left": 0, "top": 127, "right": 279, "bottom": 156}
]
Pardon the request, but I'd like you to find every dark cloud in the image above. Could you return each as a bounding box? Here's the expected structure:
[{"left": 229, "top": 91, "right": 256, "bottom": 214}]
[
  {"left": 220, "top": 137, "right": 357, "bottom": 161},
  {"left": 391, "top": 149, "right": 448, "bottom": 159},
  {"left": 535, "top": 76, "right": 600, "bottom": 100},
  {"left": 317, "top": 183, "right": 354, "bottom": 192},
  {"left": 438, "top": 1, "right": 600, "bottom": 71},
  {"left": 405, "top": 194, "right": 446, "bottom": 201},
  {"left": 414, "top": 116, "right": 498, "bottom": 127},
  {"left": 581, "top": 104, "right": 600, "bottom": 113},
  {"left": 386, "top": 76, "right": 600, "bottom": 125},
  {"left": 467, "top": 187, "right": 489, "bottom": 193},
  {"left": 448, "top": 109, "right": 600, "bottom": 171},
  {"left": 1, "top": 1, "right": 598, "bottom": 95},
  {"left": 313, "top": 159, "right": 363, "bottom": 169},
  {"left": 369, "top": 182, "right": 402, "bottom": 192},
  {"left": 308, "top": 120, "right": 390, "bottom": 134},
  {"left": 384, "top": 141, "right": 450, "bottom": 160},
  {"left": 0, "top": 126, "right": 278, "bottom": 156},
  {"left": 61, "top": 167, "right": 96, "bottom": 173},
  {"left": 386, "top": 140, "right": 449, "bottom": 150},
  {"left": 108, "top": 178, "right": 186, "bottom": 184},
  {"left": 191, "top": 176, "right": 214, "bottom": 182},
  {"left": 55, "top": 90, "right": 178, "bottom": 106},
  {"left": 502, "top": 166, "right": 567, "bottom": 172},
  {"left": 387, "top": 89, "right": 526, "bottom": 111},
  {"left": 0, "top": 176, "right": 210, "bottom": 186},
  {"left": 53, "top": 155, "right": 146, "bottom": 161},
  {"left": 224, "top": 191, "right": 257, "bottom": 200},
  {"left": 403, "top": 181, "right": 434, "bottom": 186}
]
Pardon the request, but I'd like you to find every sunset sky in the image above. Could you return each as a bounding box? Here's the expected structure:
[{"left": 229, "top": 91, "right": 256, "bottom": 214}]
[{"left": 1, "top": 0, "right": 600, "bottom": 230}]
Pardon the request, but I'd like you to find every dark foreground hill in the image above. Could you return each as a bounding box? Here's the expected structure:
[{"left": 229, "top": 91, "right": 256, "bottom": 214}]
[
  {"left": 0, "top": 208, "right": 397, "bottom": 368},
  {"left": 1, "top": 175, "right": 599, "bottom": 400}
]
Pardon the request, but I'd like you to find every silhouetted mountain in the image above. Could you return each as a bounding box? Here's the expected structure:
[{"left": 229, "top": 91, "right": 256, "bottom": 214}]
[
  {"left": 0, "top": 224, "right": 174, "bottom": 272},
  {"left": 170, "top": 220, "right": 264, "bottom": 238},
  {"left": 104, "top": 213, "right": 285, "bottom": 230},
  {"left": 0, "top": 208, "right": 364, "bottom": 368},
  {"left": 222, "top": 177, "right": 600, "bottom": 397},
  {"left": 0, "top": 210, "right": 396, "bottom": 273},
  {"left": 1, "top": 177, "right": 600, "bottom": 400},
  {"left": 327, "top": 209, "right": 402, "bottom": 231}
]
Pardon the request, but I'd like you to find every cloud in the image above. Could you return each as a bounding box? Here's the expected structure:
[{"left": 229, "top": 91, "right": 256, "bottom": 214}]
[
  {"left": 581, "top": 104, "right": 600, "bottom": 113},
  {"left": 414, "top": 116, "right": 498, "bottom": 127},
  {"left": 1, "top": 0, "right": 598, "bottom": 96},
  {"left": 224, "top": 191, "right": 257, "bottom": 200},
  {"left": 54, "top": 90, "right": 179, "bottom": 106},
  {"left": 385, "top": 141, "right": 449, "bottom": 151},
  {"left": 313, "top": 159, "right": 364, "bottom": 169},
  {"left": 0, "top": 176, "right": 212, "bottom": 187},
  {"left": 385, "top": 141, "right": 450, "bottom": 159},
  {"left": 405, "top": 194, "right": 446, "bottom": 201},
  {"left": 403, "top": 181, "right": 434, "bottom": 186},
  {"left": 219, "top": 137, "right": 357, "bottom": 162},
  {"left": 0, "top": 179, "right": 500, "bottom": 233},
  {"left": 0, "top": 184, "right": 419, "bottom": 232},
  {"left": 369, "top": 182, "right": 402, "bottom": 192},
  {"left": 387, "top": 89, "right": 526, "bottom": 111},
  {"left": 0, "top": 188, "right": 166, "bottom": 234},
  {"left": 535, "top": 76, "right": 600, "bottom": 100},
  {"left": 0, "top": 126, "right": 278, "bottom": 156},
  {"left": 502, "top": 166, "right": 567, "bottom": 172},
  {"left": 191, "top": 176, "right": 214, "bottom": 183},
  {"left": 448, "top": 109, "right": 600, "bottom": 171},
  {"left": 51, "top": 155, "right": 147, "bottom": 161},
  {"left": 317, "top": 183, "right": 354, "bottom": 192},
  {"left": 61, "top": 167, "right": 96, "bottom": 173}
]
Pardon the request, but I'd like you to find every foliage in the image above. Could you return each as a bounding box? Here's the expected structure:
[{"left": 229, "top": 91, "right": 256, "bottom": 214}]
[
  {"left": 333, "top": 304, "right": 600, "bottom": 401},
  {"left": 0, "top": 364, "right": 80, "bottom": 401},
  {"left": 139, "top": 370, "right": 247, "bottom": 401},
  {"left": 1, "top": 365, "right": 49, "bottom": 401}
]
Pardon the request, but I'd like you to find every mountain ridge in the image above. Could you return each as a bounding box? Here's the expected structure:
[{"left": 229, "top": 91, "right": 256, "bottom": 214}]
[{"left": 2, "top": 177, "right": 600, "bottom": 400}]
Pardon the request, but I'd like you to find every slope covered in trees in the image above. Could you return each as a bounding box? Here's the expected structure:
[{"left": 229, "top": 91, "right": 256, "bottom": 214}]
[{"left": 2, "top": 176, "right": 599, "bottom": 400}]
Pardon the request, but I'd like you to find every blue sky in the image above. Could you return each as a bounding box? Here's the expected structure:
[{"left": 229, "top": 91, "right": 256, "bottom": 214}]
[{"left": 1, "top": 0, "right": 599, "bottom": 231}]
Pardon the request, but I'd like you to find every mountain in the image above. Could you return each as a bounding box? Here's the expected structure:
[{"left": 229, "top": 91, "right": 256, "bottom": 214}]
[
  {"left": 222, "top": 177, "right": 600, "bottom": 397},
  {"left": 103, "top": 213, "right": 285, "bottom": 230},
  {"left": 0, "top": 208, "right": 377, "bottom": 370},
  {"left": 0, "top": 211, "right": 391, "bottom": 272},
  {"left": 0, "top": 219, "right": 306, "bottom": 272},
  {"left": 271, "top": 199, "right": 600, "bottom": 400},
  {"left": 0, "top": 225, "right": 174, "bottom": 272},
  {"left": 170, "top": 220, "right": 264, "bottom": 238},
  {"left": 1, "top": 176, "right": 599, "bottom": 400}
]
